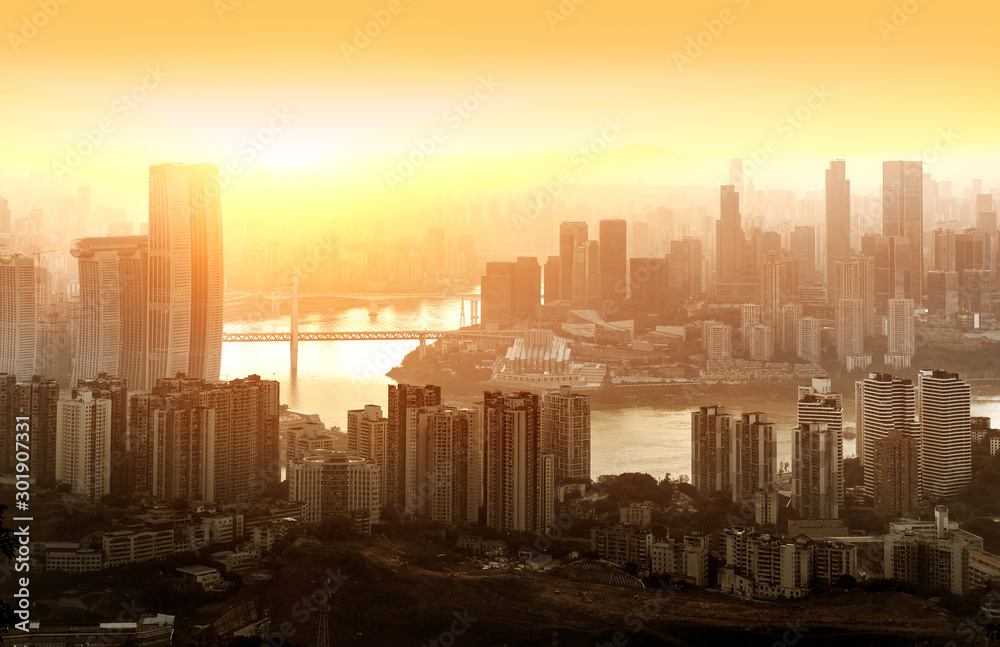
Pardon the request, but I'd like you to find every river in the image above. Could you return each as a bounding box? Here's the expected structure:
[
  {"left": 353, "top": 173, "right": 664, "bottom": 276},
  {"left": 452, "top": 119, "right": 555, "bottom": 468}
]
[{"left": 221, "top": 298, "right": 1000, "bottom": 480}]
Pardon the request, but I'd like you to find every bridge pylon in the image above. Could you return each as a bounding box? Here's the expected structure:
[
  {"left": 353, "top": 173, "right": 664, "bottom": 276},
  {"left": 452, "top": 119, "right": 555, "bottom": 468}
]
[{"left": 290, "top": 275, "right": 299, "bottom": 374}]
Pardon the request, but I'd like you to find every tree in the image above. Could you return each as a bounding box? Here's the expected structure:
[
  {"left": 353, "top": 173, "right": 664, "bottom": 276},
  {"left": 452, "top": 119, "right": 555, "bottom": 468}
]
[
  {"left": 0, "top": 505, "right": 18, "bottom": 640},
  {"left": 835, "top": 573, "right": 857, "bottom": 589}
]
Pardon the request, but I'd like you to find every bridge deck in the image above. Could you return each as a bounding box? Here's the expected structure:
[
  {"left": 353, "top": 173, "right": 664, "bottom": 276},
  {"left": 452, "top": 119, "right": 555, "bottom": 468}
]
[{"left": 222, "top": 330, "right": 522, "bottom": 342}]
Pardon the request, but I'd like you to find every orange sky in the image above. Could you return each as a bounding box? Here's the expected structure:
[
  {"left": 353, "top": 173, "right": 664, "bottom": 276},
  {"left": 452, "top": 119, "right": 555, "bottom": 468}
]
[{"left": 2, "top": 0, "right": 998, "bottom": 192}]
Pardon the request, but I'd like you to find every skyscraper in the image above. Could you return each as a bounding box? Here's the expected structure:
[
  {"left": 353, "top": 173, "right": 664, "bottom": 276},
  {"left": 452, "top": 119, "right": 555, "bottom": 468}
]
[
  {"left": 825, "top": 160, "right": 851, "bottom": 287},
  {"left": 918, "top": 370, "right": 971, "bottom": 500},
  {"left": 717, "top": 185, "right": 742, "bottom": 285},
  {"left": 792, "top": 422, "right": 839, "bottom": 520},
  {"left": 543, "top": 256, "right": 560, "bottom": 303},
  {"left": 56, "top": 390, "right": 111, "bottom": 500},
  {"left": 599, "top": 219, "right": 627, "bottom": 309},
  {"left": 834, "top": 298, "right": 866, "bottom": 366},
  {"left": 147, "top": 163, "right": 224, "bottom": 385},
  {"left": 883, "top": 161, "right": 924, "bottom": 306},
  {"left": 481, "top": 261, "right": 515, "bottom": 327},
  {"left": 855, "top": 373, "right": 917, "bottom": 496},
  {"left": 730, "top": 158, "right": 744, "bottom": 195},
  {"left": 571, "top": 240, "right": 602, "bottom": 307},
  {"left": 872, "top": 235, "right": 912, "bottom": 314},
  {"left": 0, "top": 197, "right": 10, "bottom": 234},
  {"left": 541, "top": 385, "right": 591, "bottom": 483},
  {"left": 71, "top": 236, "right": 149, "bottom": 389},
  {"left": 0, "top": 254, "right": 36, "bottom": 382},
  {"left": 691, "top": 405, "right": 733, "bottom": 495},
  {"left": 513, "top": 257, "right": 541, "bottom": 320},
  {"left": 793, "top": 225, "right": 817, "bottom": 285},
  {"left": 559, "top": 221, "right": 588, "bottom": 304}
]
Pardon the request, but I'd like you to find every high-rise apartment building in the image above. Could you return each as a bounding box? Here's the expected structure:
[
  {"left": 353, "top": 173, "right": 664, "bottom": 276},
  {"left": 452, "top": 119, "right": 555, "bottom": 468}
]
[
  {"left": 408, "top": 405, "right": 482, "bottom": 524},
  {"left": 885, "top": 298, "right": 915, "bottom": 368},
  {"left": 691, "top": 405, "right": 733, "bottom": 495},
  {"left": 825, "top": 160, "right": 851, "bottom": 287},
  {"left": 792, "top": 422, "right": 839, "bottom": 520},
  {"left": 701, "top": 321, "right": 732, "bottom": 362},
  {"left": 873, "top": 428, "right": 919, "bottom": 517},
  {"left": 732, "top": 412, "right": 777, "bottom": 505},
  {"left": 387, "top": 384, "right": 441, "bottom": 508},
  {"left": 71, "top": 236, "right": 148, "bottom": 389},
  {"left": 482, "top": 391, "right": 552, "bottom": 532},
  {"left": 56, "top": 390, "right": 111, "bottom": 500},
  {"left": 0, "top": 376, "right": 59, "bottom": 484},
  {"left": 855, "top": 373, "right": 917, "bottom": 496},
  {"left": 0, "top": 254, "right": 36, "bottom": 381},
  {"left": 796, "top": 317, "right": 822, "bottom": 364},
  {"left": 288, "top": 451, "right": 380, "bottom": 526},
  {"left": 130, "top": 374, "right": 279, "bottom": 503},
  {"left": 75, "top": 373, "right": 129, "bottom": 497},
  {"left": 541, "top": 385, "right": 591, "bottom": 483},
  {"left": 834, "top": 255, "right": 876, "bottom": 337},
  {"left": 147, "top": 163, "right": 224, "bottom": 385},
  {"left": 797, "top": 378, "right": 843, "bottom": 505},
  {"left": 746, "top": 325, "right": 774, "bottom": 362},
  {"left": 348, "top": 404, "right": 391, "bottom": 508},
  {"left": 760, "top": 250, "right": 798, "bottom": 328},
  {"left": 834, "top": 298, "right": 866, "bottom": 366},
  {"left": 918, "top": 370, "right": 971, "bottom": 500}
]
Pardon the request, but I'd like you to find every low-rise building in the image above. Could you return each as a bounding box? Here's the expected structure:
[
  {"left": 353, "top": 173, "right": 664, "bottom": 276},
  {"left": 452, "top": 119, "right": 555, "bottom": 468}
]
[
  {"left": 591, "top": 526, "right": 653, "bottom": 567},
  {"left": 176, "top": 565, "right": 223, "bottom": 589},
  {"left": 649, "top": 534, "right": 710, "bottom": 586}
]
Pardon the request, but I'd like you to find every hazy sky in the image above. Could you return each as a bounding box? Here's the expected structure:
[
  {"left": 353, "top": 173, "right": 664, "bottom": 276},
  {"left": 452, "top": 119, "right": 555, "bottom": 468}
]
[{"left": 2, "top": 0, "right": 999, "bottom": 194}]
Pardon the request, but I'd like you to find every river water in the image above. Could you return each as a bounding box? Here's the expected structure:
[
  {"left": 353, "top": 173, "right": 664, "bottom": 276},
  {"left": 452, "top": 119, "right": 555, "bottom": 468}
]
[{"left": 221, "top": 299, "right": 1000, "bottom": 480}]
